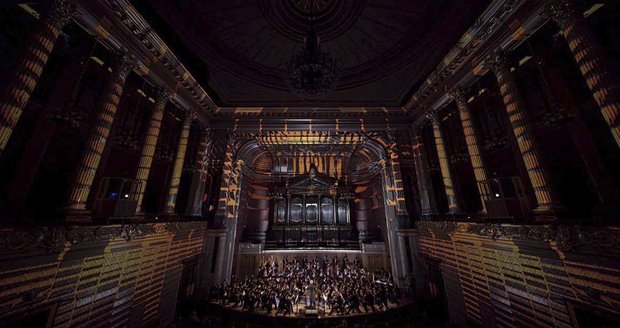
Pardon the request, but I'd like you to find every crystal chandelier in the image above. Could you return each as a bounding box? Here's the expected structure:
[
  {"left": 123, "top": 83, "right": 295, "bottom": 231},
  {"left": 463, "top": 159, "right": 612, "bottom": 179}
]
[{"left": 285, "top": 19, "right": 339, "bottom": 100}]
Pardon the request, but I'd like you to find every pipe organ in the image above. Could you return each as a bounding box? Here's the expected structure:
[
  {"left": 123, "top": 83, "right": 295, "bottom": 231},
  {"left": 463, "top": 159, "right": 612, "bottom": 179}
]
[{"left": 268, "top": 164, "right": 355, "bottom": 248}]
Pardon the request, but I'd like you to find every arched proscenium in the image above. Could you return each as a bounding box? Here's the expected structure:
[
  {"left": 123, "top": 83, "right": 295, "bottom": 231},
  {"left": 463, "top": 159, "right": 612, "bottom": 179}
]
[{"left": 231, "top": 134, "right": 408, "bottom": 287}]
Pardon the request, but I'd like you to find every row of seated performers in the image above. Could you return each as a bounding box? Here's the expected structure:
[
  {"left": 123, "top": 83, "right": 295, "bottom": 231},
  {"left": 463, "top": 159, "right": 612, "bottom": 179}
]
[{"left": 209, "top": 256, "right": 401, "bottom": 316}]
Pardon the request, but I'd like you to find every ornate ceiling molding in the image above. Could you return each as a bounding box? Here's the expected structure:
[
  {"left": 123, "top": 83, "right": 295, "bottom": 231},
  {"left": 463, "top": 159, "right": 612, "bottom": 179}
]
[
  {"left": 136, "top": 0, "right": 489, "bottom": 107},
  {"left": 72, "top": 0, "right": 218, "bottom": 122},
  {"left": 258, "top": 0, "right": 364, "bottom": 43}
]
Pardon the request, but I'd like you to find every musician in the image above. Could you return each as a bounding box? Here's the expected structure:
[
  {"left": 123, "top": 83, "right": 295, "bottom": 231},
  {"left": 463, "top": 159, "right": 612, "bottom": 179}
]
[
  {"left": 363, "top": 290, "right": 376, "bottom": 313},
  {"left": 345, "top": 289, "right": 362, "bottom": 314},
  {"left": 328, "top": 289, "right": 345, "bottom": 315},
  {"left": 209, "top": 255, "right": 398, "bottom": 317},
  {"left": 305, "top": 279, "right": 317, "bottom": 309}
]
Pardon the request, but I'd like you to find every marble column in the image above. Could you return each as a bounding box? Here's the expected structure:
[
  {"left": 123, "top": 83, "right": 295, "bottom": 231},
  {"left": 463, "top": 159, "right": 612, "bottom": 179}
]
[
  {"left": 185, "top": 128, "right": 211, "bottom": 216},
  {"left": 486, "top": 52, "right": 562, "bottom": 216},
  {"left": 380, "top": 159, "right": 407, "bottom": 288},
  {"left": 411, "top": 130, "right": 437, "bottom": 218},
  {"left": 4, "top": 51, "right": 87, "bottom": 214},
  {"left": 428, "top": 111, "right": 460, "bottom": 214},
  {"left": 450, "top": 89, "right": 489, "bottom": 214},
  {"left": 0, "top": 0, "right": 75, "bottom": 158},
  {"left": 549, "top": 0, "right": 620, "bottom": 148},
  {"left": 355, "top": 198, "right": 370, "bottom": 241},
  {"left": 66, "top": 55, "right": 137, "bottom": 215},
  {"left": 163, "top": 111, "right": 194, "bottom": 214},
  {"left": 135, "top": 88, "right": 171, "bottom": 213}
]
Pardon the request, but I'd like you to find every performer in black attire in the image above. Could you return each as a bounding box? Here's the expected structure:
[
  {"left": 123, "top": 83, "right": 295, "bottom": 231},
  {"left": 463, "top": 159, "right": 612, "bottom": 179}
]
[{"left": 209, "top": 256, "right": 400, "bottom": 317}]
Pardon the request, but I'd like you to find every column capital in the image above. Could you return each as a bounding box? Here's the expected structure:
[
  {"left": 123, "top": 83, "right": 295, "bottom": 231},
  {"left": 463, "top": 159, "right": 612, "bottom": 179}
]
[
  {"left": 425, "top": 109, "right": 440, "bottom": 124},
  {"left": 198, "top": 125, "right": 211, "bottom": 135},
  {"left": 42, "top": 0, "right": 76, "bottom": 28},
  {"left": 546, "top": 0, "right": 580, "bottom": 30},
  {"left": 156, "top": 88, "right": 172, "bottom": 104},
  {"left": 184, "top": 110, "right": 197, "bottom": 124},
  {"left": 202, "top": 127, "right": 214, "bottom": 141},
  {"left": 484, "top": 51, "right": 510, "bottom": 76},
  {"left": 448, "top": 88, "right": 468, "bottom": 108},
  {"left": 113, "top": 54, "right": 138, "bottom": 79}
]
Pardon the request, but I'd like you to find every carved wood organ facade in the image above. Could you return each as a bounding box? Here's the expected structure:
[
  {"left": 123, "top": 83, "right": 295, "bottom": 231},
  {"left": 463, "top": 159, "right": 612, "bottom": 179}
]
[{"left": 268, "top": 164, "right": 355, "bottom": 248}]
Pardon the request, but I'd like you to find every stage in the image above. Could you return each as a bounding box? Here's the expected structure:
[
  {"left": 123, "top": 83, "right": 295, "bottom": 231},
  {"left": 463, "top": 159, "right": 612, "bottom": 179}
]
[
  {"left": 235, "top": 242, "right": 388, "bottom": 280},
  {"left": 209, "top": 297, "right": 409, "bottom": 319}
]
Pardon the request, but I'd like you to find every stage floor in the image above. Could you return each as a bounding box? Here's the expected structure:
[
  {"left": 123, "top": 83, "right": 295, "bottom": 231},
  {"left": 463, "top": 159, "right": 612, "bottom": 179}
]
[{"left": 210, "top": 297, "right": 410, "bottom": 318}]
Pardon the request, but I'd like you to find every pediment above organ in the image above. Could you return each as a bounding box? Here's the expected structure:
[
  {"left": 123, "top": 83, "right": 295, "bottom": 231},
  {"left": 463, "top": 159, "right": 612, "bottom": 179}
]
[{"left": 286, "top": 164, "right": 338, "bottom": 195}]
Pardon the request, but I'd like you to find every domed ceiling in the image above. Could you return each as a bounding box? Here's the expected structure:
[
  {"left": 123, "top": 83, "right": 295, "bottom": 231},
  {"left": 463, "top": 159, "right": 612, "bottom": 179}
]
[{"left": 132, "top": 0, "right": 491, "bottom": 108}]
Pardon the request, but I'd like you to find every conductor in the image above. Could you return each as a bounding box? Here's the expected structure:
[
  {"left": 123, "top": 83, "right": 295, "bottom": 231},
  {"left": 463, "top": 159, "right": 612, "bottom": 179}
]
[{"left": 305, "top": 280, "right": 317, "bottom": 309}]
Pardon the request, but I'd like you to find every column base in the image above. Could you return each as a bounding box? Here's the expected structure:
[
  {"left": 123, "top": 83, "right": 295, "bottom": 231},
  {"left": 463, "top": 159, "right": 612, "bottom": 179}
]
[
  {"left": 587, "top": 204, "right": 619, "bottom": 224},
  {"left": 419, "top": 210, "right": 437, "bottom": 220},
  {"left": 65, "top": 209, "right": 92, "bottom": 224},
  {"left": 446, "top": 210, "right": 469, "bottom": 220},
  {"left": 156, "top": 213, "right": 182, "bottom": 221},
  {"left": 255, "top": 232, "right": 267, "bottom": 243},
  {"left": 531, "top": 205, "right": 564, "bottom": 222},
  {"left": 185, "top": 210, "right": 203, "bottom": 217},
  {"left": 358, "top": 231, "right": 371, "bottom": 242},
  {"left": 162, "top": 206, "right": 176, "bottom": 215}
]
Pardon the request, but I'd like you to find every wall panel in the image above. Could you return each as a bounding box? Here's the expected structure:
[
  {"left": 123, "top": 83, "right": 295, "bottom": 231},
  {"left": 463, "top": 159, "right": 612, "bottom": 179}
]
[
  {"left": 416, "top": 222, "right": 620, "bottom": 328},
  {"left": 0, "top": 222, "right": 206, "bottom": 327}
]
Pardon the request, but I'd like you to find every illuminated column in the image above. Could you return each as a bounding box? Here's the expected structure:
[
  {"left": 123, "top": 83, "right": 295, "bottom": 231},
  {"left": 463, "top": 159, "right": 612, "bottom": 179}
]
[
  {"left": 218, "top": 157, "right": 244, "bottom": 281},
  {"left": 411, "top": 130, "right": 437, "bottom": 218},
  {"left": 549, "top": 0, "right": 620, "bottom": 148},
  {"left": 185, "top": 128, "right": 212, "bottom": 216},
  {"left": 355, "top": 194, "right": 371, "bottom": 241},
  {"left": 487, "top": 53, "right": 562, "bottom": 216},
  {"left": 450, "top": 89, "right": 489, "bottom": 214},
  {"left": 135, "top": 88, "right": 171, "bottom": 213},
  {"left": 428, "top": 110, "right": 460, "bottom": 214},
  {"left": 379, "top": 159, "right": 407, "bottom": 288},
  {"left": 386, "top": 142, "right": 410, "bottom": 227},
  {"left": 0, "top": 0, "right": 75, "bottom": 157},
  {"left": 163, "top": 111, "right": 194, "bottom": 214},
  {"left": 66, "top": 55, "right": 137, "bottom": 214}
]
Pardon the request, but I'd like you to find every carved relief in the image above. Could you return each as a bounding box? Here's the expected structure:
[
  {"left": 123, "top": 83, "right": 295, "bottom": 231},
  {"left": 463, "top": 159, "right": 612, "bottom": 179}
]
[
  {"left": 416, "top": 221, "right": 620, "bottom": 255},
  {"left": 0, "top": 221, "right": 207, "bottom": 256}
]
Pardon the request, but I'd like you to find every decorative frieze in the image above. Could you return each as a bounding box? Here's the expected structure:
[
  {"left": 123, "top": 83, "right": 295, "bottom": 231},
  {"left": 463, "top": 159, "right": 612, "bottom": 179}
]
[
  {"left": 546, "top": 0, "right": 580, "bottom": 30},
  {"left": 43, "top": 0, "right": 77, "bottom": 26},
  {"left": 106, "top": 0, "right": 217, "bottom": 114},
  {"left": 0, "top": 221, "right": 207, "bottom": 256},
  {"left": 416, "top": 221, "right": 620, "bottom": 255}
]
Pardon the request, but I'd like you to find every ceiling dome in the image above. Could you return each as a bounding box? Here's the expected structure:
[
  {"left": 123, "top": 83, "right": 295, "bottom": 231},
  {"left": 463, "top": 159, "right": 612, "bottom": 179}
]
[
  {"left": 135, "top": 0, "right": 490, "bottom": 106},
  {"left": 258, "top": 0, "right": 364, "bottom": 43}
]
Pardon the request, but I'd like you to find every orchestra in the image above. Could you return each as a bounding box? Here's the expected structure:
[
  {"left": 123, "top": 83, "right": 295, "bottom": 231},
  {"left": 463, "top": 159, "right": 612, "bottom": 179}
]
[{"left": 208, "top": 256, "right": 400, "bottom": 317}]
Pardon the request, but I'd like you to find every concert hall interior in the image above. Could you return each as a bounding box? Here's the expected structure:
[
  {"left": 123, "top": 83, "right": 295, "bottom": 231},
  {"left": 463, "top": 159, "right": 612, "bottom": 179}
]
[{"left": 1, "top": 0, "right": 620, "bottom": 327}]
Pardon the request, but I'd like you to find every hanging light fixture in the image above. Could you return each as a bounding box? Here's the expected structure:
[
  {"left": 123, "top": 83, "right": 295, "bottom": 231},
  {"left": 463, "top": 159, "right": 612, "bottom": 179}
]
[{"left": 285, "top": 15, "right": 339, "bottom": 100}]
